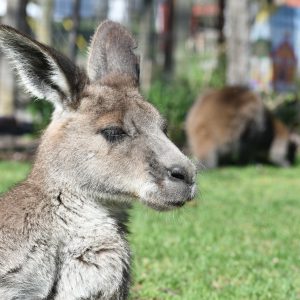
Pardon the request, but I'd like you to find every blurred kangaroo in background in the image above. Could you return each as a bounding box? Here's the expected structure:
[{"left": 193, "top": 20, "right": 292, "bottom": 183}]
[
  {"left": 186, "top": 86, "right": 299, "bottom": 169},
  {"left": 0, "top": 21, "right": 196, "bottom": 300}
]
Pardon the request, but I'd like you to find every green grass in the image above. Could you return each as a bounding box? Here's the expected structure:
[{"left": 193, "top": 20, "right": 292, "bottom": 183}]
[
  {"left": 1, "top": 161, "right": 300, "bottom": 299},
  {"left": 0, "top": 161, "right": 31, "bottom": 193}
]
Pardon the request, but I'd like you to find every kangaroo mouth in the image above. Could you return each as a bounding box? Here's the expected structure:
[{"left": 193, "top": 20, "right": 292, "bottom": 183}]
[
  {"left": 142, "top": 198, "right": 188, "bottom": 211},
  {"left": 139, "top": 181, "right": 196, "bottom": 211},
  {"left": 142, "top": 200, "right": 185, "bottom": 211}
]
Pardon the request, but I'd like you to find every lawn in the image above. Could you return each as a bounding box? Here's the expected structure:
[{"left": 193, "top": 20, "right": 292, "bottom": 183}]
[{"left": 0, "top": 160, "right": 300, "bottom": 300}]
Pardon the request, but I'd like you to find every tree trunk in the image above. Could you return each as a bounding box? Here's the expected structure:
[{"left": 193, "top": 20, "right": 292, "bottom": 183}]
[
  {"left": 0, "top": 0, "right": 28, "bottom": 117},
  {"left": 225, "top": 0, "right": 250, "bottom": 85},
  {"left": 36, "top": 0, "right": 53, "bottom": 45},
  {"left": 139, "top": 0, "right": 155, "bottom": 91},
  {"left": 69, "top": 0, "right": 81, "bottom": 62},
  {"left": 163, "top": 0, "right": 174, "bottom": 75},
  {"left": 218, "top": 0, "right": 225, "bottom": 44}
]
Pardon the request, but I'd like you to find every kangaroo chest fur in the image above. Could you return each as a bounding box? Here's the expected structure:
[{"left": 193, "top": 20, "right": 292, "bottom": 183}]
[{"left": 0, "top": 188, "right": 131, "bottom": 300}]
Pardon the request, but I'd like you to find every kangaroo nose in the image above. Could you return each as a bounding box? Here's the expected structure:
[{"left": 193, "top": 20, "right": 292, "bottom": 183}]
[{"left": 168, "top": 166, "right": 194, "bottom": 185}]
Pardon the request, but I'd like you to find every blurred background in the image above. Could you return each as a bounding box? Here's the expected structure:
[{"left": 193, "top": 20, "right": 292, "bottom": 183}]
[
  {"left": 0, "top": 0, "right": 299, "bottom": 162},
  {"left": 1, "top": 1, "right": 300, "bottom": 299}
]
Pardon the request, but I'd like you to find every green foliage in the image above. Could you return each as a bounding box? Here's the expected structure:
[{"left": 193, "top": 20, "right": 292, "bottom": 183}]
[
  {"left": 1, "top": 161, "right": 300, "bottom": 299},
  {"left": 26, "top": 99, "right": 53, "bottom": 135},
  {"left": 146, "top": 52, "right": 226, "bottom": 146},
  {"left": 0, "top": 161, "right": 30, "bottom": 193},
  {"left": 209, "top": 51, "right": 227, "bottom": 89},
  {"left": 261, "top": 91, "right": 300, "bottom": 131},
  {"left": 146, "top": 78, "right": 196, "bottom": 147},
  {"left": 274, "top": 98, "right": 300, "bottom": 131}
]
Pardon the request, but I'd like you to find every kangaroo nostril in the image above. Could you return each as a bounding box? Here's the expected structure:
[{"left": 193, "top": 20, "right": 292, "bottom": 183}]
[{"left": 168, "top": 166, "right": 188, "bottom": 183}]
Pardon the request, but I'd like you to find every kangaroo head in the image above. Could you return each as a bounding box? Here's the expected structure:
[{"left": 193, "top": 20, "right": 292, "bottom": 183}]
[{"left": 0, "top": 21, "right": 196, "bottom": 211}]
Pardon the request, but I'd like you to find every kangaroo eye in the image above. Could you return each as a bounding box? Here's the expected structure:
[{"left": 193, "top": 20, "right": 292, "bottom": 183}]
[{"left": 100, "top": 126, "right": 127, "bottom": 143}]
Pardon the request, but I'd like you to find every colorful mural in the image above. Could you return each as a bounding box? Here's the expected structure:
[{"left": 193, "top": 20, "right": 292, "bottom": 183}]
[
  {"left": 272, "top": 36, "right": 297, "bottom": 91},
  {"left": 250, "top": 4, "right": 300, "bottom": 92}
]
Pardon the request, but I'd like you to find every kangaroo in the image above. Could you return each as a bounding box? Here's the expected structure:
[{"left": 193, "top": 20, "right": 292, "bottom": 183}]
[
  {"left": 0, "top": 21, "right": 196, "bottom": 300},
  {"left": 186, "top": 86, "right": 298, "bottom": 168}
]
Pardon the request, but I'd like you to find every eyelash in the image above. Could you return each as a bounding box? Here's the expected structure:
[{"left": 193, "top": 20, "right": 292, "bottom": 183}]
[{"left": 100, "top": 127, "right": 127, "bottom": 143}]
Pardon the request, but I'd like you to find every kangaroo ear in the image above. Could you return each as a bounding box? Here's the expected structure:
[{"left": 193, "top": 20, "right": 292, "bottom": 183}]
[
  {"left": 87, "top": 20, "right": 140, "bottom": 85},
  {"left": 0, "top": 25, "right": 88, "bottom": 110}
]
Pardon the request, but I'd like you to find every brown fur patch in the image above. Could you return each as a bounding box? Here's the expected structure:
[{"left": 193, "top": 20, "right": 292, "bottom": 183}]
[
  {"left": 186, "top": 86, "right": 264, "bottom": 161},
  {"left": 272, "top": 117, "right": 289, "bottom": 139},
  {"left": 94, "top": 111, "right": 125, "bottom": 128},
  {"left": 99, "top": 73, "right": 138, "bottom": 89},
  {"left": 185, "top": 86, "right": 297, "bottom": 167},
  {"left": 45, "top": 119, "right": 72, "bottom": 143}
]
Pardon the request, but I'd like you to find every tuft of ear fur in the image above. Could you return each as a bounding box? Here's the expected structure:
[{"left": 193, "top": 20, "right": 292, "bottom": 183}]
[
  {"left": 87, "top": 20, "right": 140, "bottom": 85},
  {"left": 0, "top": 25, "right": 87, "bottom": 110}
]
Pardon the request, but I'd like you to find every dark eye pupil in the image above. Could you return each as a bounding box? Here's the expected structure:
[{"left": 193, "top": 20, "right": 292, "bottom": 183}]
[{"left": 100, "top": 127, "right": 126, "bottom": 142}]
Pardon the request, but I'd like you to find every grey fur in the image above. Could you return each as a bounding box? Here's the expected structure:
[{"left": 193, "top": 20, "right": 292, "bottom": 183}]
[{"left": 0, "top": 21, "right": 196, "bottom": 299}]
